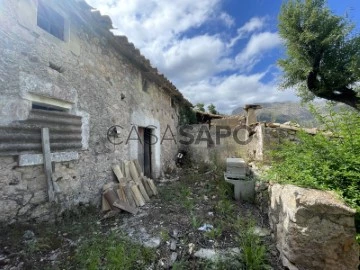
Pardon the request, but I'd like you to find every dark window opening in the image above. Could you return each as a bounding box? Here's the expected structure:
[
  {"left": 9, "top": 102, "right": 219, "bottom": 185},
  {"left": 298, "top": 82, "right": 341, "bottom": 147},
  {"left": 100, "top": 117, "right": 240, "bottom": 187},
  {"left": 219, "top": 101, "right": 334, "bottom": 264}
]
[
  {"left": 37, "top": 1, "right": 65, "bottom": 41},
  {"left": 32, "top": 103, "right": 67, "bottom": 112},
  {"left": 171, "top": 98, "right": 175, "bottom": 108}
]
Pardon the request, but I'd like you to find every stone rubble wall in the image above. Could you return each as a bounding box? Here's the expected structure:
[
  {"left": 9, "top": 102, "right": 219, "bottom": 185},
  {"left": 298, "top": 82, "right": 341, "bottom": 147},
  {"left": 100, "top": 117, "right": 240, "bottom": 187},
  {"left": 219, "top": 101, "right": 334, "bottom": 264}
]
[
  {"left": 179, "top": 124, "right": 256, "bottom": 163},
  {"left": 0, "top": 0, "right": 179, "bottom": 223},
  {"left": 269, "top": 184, "right": 359, "bottom": 270}
]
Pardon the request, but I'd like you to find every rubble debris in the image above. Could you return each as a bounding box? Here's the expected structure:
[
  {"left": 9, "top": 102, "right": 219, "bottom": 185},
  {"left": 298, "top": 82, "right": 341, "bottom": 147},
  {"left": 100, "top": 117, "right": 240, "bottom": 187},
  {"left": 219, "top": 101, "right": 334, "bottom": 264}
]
[
  {"left": 253, "top": 226, "right": 271, "bottom": 237},
  {"left": 170, "top": 252, "right": 178, "bottom": 265},
  {"left": 188, "top": 243, "right": 195, "bottom": 255},
  {"left": 159, "top": 176, "right": 180, "bottom": 183},
  {"left": 143, "top": 237, "right": 161, "bottom": 248},
  {"left": 198, "top": 224, "right": 213, "bottom": 232},
  {"left": 170, "top": 239, "right": 176, "bottom": 251}
]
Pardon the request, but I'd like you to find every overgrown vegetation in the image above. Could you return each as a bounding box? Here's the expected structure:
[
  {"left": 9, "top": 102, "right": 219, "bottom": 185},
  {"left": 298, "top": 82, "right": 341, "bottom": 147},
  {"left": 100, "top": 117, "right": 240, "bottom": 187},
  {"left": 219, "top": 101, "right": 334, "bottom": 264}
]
[
  {"left": 72, "top": 233, "right": 155, "bottom": 270},
  {"left": 267, "top": 104, "right": 360, "bottom": 239},
  {"left": 1, "top": 154, "right": 277, "bottom": 269},
  {"left": 235, "top": 217, "right": 269, "bottom": 270},
  {"left": 179, "top": 105, "right": 197, "bottom": 125}
]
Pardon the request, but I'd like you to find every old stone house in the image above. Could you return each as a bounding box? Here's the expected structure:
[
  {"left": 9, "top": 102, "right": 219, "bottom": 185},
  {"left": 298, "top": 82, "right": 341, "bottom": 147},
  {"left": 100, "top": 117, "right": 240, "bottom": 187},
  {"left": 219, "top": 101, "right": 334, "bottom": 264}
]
[{"left": 0, "top": 0, "right": 191, "bottom": 222}]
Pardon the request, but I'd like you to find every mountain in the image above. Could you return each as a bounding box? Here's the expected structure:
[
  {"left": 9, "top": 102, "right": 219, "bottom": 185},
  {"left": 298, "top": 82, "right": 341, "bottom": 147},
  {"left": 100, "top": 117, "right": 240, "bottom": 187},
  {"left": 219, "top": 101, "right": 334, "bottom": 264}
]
[{"left": 232, "top": 102, "right": 320, "bottom": 127}]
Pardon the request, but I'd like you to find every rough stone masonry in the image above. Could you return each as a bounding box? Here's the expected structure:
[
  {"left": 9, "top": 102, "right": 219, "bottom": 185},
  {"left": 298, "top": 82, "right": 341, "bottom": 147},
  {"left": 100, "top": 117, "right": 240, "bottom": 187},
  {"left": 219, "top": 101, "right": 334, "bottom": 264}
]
[
  {"left": 269, "top": 184, "right": 359, "bottom": 270},
  {"left": 0, "top": 0, "right": 190, "bottom": 223}
]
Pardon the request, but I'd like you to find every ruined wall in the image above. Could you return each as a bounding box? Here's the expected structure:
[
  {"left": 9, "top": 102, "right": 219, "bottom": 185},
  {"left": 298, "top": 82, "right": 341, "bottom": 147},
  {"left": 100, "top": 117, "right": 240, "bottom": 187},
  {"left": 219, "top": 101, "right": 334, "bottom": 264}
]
[
  {"left": 0, "top": 0, "right": 179, "bottom": 222},
  {"left": 179, "top": 124, "right": 250, "bottom": 163},
  {"left": 269, "top": 184, "right": 359, "bottom": 270}
]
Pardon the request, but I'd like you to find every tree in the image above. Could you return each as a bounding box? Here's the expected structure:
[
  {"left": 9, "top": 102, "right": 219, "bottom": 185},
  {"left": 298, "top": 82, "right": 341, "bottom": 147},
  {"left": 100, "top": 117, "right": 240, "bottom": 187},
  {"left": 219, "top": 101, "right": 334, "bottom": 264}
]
[
  {"left": 278, "top": 0, "right": 360, "bottom": 110},
  {"left": 207, "top": 103, "right": 219, "bottom": 114},
  {"left": 195, "top": 103, "right": 205, "bottom": 112}
]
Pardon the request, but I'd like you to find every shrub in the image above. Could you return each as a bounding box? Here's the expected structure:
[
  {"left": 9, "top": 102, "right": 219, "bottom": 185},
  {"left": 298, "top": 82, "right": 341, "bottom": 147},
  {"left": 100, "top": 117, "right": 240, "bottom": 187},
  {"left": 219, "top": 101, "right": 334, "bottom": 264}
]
[{"left": 267, "top": 104, "right": 360, "bottom": 237}]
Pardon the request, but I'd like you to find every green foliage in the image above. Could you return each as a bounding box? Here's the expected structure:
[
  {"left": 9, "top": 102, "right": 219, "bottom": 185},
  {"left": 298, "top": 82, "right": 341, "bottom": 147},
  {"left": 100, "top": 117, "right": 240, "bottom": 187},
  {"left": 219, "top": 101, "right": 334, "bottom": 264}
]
[
  {"left": 207, "top": 103, "right": 219, "bottom": 115},
  {"left": 190, "top": 212, "right": 202, "bottom": 229},
  {"left": 195, "top": 103, "right": 205, "bottom": 112},
  {"left": 235, "top": 218, "right": 268, "bottom": 270},
  {"left": 72, "top": 233, "right": 155, "bottom": 270},
  {"left": 267, "top": 104, "right": 360, "bottom": 235},
  {"left": 179, "top": 105, "right": 197, "bottom": 125},
  {"left": 215, "top": 199, "right": 235, "bottom": 218},
  {"left": 278, "top": 0, "right": 360, "bottom": 109},
  {"left": 204, "top": 224, "right": 223, "bottom": 240},
  {"left": 160, "top": 229, "right": 170, "bottom": 242}
]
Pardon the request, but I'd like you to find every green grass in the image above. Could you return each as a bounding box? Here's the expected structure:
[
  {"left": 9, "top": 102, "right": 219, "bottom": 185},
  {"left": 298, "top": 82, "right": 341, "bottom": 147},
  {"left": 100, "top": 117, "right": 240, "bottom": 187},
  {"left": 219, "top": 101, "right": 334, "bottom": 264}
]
[
  {"left": 190, "top": 212, "right": 202, "bottom": 229},
  {"left": 160, "top": 229, "right": 170, "bottom": 242},
  {"left": 70, "top": 233, "right": 156, "bottom": 270},
  {"left": 235, "top": 217, "right": 269, "bottom": 270}
]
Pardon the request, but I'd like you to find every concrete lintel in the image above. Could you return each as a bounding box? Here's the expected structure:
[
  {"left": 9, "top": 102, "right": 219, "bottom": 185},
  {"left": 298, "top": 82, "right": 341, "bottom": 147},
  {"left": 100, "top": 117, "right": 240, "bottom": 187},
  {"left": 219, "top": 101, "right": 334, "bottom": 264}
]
[{"left": 19, "top": 151, "right": 79, "bottom": 166}]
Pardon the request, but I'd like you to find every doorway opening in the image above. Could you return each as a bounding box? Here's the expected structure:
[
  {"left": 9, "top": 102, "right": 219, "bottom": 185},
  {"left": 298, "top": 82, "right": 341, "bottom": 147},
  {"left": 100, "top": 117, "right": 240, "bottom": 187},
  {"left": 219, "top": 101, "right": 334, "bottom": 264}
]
[{"left": 138, "top": 127, "right": 153, "bottom": 178}]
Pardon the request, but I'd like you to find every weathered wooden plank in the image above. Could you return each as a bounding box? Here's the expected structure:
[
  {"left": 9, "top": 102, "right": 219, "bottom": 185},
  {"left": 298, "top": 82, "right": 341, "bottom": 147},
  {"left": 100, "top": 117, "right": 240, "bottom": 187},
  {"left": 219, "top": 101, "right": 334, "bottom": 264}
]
[
  {"left": 133, "top": 159, "right": 143, "bottom": 176},
  {"left": 102, "top": 195, "right": 111, "bottom": 212},
  {"left": 41, "top": 128, "right": 55, "bottom": 202},
  {"left": 137, "top": 181, "right": 150, "bottom": 202},
  {"left": 131, "top": 184, "right": 145, "bottom": 207},
  {"left": 125, "top": 183, "right": 137, "bottom": 208},
  {"left": 103, "top": 188, "right": 119, "bottom": 210},
  {"left": 129, "top": 161, "right": 140, "bottom": 180},
  {"left": 129, "top": 161, "right": 150, "bottom": 201},
  {"left": 113, "top": 201, "right": 138, "bottom": 215},
  {"left": 124, "top": 161, "right": 131, "bottom": 179},
  {"left": 142, "top": 177, "right": 153, "bottom": 197},
  {"left": 112, "top": 165, "right": 125, "bottom": 183},
  {"left": 147, "top": 178, "right": 158, "bottom": 196},
  {"left": 116, "top": 185, "right": 127, "bottom": 203}
]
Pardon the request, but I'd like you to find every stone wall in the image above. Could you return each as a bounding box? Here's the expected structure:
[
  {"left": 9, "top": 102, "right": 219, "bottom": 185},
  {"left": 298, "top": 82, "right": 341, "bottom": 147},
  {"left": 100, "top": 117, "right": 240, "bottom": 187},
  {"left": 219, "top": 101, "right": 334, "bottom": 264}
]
[
  {"left": 0, "top": 0, "right": 181, "bottom": 222},
  {"left": 179, "top": 124, "right": 250, "bottom": 163},
  {"left": 269, "top": 184, "right": 359, "bottom": 270}
]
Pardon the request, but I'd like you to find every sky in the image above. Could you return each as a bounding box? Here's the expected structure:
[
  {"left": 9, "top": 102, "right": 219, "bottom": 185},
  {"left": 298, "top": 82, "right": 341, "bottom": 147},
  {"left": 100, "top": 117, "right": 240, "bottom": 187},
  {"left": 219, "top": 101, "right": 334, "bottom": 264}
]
[{"left": 85, "top": 0, "right": 360, "bottom": 114}]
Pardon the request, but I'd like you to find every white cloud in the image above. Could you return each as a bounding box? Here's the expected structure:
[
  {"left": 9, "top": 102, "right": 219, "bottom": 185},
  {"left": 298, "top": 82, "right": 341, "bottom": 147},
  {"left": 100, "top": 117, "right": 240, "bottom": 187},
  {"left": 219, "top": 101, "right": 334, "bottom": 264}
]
[
  {"left": 235, "top": 32, "right": 283, "bottom": 72},
  {"left": 86, "top": 0, "right": 221, "bottom": 47},
  {"left": 219, "top": 12, "right": 235, "bottom": 27},
  {"left": 228, "top": 17, "right": 267, "bottom": 48},
  {"left": 85, "top": 0, "right": 296, "bottom": 114},
  {"left": 160, "top": 35, "right": 233, "bottom": 86},
  {"left": 182, "top": 72, "right": 299, "bottom": 114}
]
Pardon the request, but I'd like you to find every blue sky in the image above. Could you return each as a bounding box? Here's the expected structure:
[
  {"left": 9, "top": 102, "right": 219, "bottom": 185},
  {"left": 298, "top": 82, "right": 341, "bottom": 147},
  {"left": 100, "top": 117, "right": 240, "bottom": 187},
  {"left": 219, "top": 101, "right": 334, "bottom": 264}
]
[{"left": 86, "top": 0, "right": 360, "bottom": 114}]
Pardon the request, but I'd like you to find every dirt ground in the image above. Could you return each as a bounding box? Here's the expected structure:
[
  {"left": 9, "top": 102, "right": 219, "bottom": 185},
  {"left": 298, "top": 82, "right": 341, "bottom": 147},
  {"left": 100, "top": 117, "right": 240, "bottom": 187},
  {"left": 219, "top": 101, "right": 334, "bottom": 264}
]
[{"left": 0, "top": 166, "right": 284, "bottom": 270}]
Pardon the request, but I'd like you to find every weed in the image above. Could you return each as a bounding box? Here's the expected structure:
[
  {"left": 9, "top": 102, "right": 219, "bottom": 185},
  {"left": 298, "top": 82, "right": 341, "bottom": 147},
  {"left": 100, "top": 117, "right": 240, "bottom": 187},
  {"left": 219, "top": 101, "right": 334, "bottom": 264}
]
[
  {"left": 183, "top": 198, "right": 195, "bottom": 212},
  {"left": 235, "top": 217, "right": 269, "bottom": 270},
  {"left": 204, "top": 224, "right": 223, "bottom": 240},
  {"left": 190, "top": 212, "right": 202, "bottom": 229},
  {"left": 215, "top": 199, "right": 234, "bottom": 218},
  {"left": 172, "top": 260, "right": 190, "bottom": 270},
  {"left": 160, "top": 229, "right": 170, "bottom": 242},
  {"left": 71, "top": 232, "right": 156, "bottom": 270},
  {"left": 179, "top": 186, "right": 191, "bottom": 198}
]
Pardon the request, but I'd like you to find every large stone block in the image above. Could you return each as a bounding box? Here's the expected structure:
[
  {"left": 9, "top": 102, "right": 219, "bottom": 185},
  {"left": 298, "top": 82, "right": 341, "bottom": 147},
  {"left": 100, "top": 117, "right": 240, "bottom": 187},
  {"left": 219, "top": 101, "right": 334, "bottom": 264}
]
[{"left": 269, "top": 184, "right": 359, "bottom": 270}]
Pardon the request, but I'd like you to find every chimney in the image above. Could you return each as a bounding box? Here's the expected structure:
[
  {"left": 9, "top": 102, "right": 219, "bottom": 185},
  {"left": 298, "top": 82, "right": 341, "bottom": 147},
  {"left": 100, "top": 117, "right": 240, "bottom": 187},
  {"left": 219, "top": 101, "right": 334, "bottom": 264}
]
[{"left": 244, "top": 104, "right": 262, "bottom": 126}]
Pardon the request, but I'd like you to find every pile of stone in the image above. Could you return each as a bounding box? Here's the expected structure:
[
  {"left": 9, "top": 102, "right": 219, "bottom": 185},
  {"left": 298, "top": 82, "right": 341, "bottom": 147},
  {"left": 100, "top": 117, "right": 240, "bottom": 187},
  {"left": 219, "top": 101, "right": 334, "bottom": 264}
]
[{"left": 102, "top": 160, "right": 158, "bottom": 215}]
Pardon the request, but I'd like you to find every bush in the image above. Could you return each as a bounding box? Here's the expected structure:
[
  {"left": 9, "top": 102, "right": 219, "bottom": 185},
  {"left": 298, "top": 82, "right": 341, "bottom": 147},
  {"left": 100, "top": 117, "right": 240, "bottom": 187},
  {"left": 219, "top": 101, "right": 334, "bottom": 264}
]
[{"left": 267, "top": 104, "right": 360, "bottom": 237}]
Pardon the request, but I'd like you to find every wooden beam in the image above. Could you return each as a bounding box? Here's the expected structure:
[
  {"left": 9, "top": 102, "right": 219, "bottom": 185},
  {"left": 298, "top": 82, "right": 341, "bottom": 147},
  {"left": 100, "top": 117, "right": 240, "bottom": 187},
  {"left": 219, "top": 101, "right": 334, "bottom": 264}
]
[{"left": 41, "top": 128, "right": 55, "bottom": 202}]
